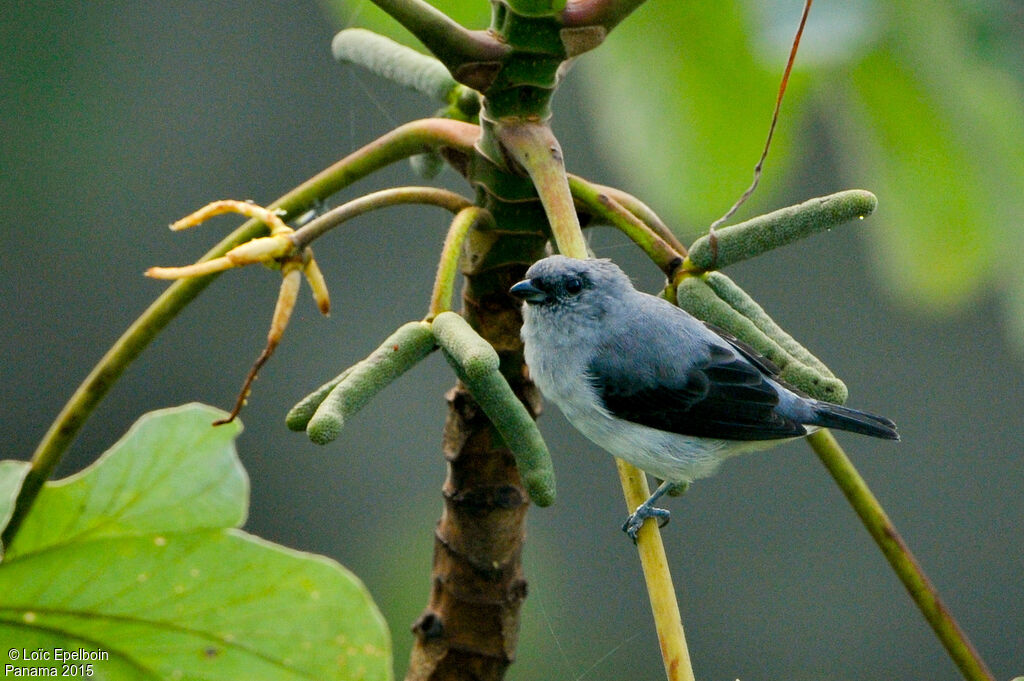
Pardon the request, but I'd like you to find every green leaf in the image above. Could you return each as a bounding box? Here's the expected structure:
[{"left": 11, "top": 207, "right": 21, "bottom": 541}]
[
  {"left": 577, "top": 0, "right": 802, "bottom": 232},
  {"left": 831, "top": 48, "right": 997, "bottom": 309},
  {"left": 6, "top": 404, "right": 246, "bottom": 556},
  {"left": 0, "top": 403, "right": 391, "bottom": 681},
  {"left": 0, "top": 460, "right": 30, "bottom": 553},
  {"left": 829, "top": 1, "right": 1024, "bottom": 311}
]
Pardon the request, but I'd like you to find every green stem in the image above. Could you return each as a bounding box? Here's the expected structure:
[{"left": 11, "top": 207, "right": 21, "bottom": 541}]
[
  {"left": 575, "top": 177, "right": 688, "bottom": 255},
  {"left": 496, "top": 121, "right": 589, "bottom": 259},
  {"left": 560, "top": 0, "right": 650, "bottom": 30},
  {"left": 291, "top": 186, "right": 472, "bottom": 248},
  {"left": 368, "top": 0, "right": 508, "bottom": 80},
  {"left": 499, "top": 121, "right": 693, "bottom": 681},
  {"left": 428, "top": 206, "right": 492, "bottom": 318},
  {"left": 568, "top": 174, "right": 684, "bottom": 274},
  {"left": 806, "top": 430, "right": 995, "bottom": 681},
  {"left": 616, "top": 460, "right": 695, "bottom": 681},
  {"left": 3, "top": 118, "right": 479, "bottom": 548}
]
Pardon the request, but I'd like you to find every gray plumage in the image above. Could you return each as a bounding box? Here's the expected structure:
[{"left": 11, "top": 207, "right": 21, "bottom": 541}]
[{"left": 510, "top": 256, "right": 898, "bottom": 537}]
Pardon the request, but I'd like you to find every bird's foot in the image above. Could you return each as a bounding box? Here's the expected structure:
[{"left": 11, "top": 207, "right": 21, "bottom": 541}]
[{"left": 621, "top": 504, "right": 671, "bottom": 542}]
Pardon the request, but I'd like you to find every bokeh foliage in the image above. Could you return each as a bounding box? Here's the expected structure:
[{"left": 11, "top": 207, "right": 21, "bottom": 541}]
[{"left": 322, "top": 0, "right": 1024, "bottom": 338}]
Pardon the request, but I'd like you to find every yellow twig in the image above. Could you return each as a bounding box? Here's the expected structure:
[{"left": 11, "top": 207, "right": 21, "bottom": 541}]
[{"left": 616, "top": 459, "right": 695, "bottom": 681}]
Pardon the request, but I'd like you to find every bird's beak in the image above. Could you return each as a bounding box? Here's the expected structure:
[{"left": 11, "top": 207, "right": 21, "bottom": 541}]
[{"left": 509, "top": 279, "right": 548, "bottom": 304}]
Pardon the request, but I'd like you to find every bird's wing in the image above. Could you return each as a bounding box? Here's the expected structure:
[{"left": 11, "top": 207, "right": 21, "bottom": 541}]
[{"left": 588, "top": 318, "right": 807, "bottom": 441}]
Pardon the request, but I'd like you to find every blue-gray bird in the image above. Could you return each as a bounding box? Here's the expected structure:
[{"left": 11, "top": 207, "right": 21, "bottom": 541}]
[{"left": 509, "top": 255, "right": 898, "bottom": 539}]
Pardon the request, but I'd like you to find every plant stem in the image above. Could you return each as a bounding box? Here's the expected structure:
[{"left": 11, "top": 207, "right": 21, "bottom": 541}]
[
  {"left": 806, "top": 430, "right": 995, "bottom": 681},
  {"left": 616, "top": 459, "right": 695, "bottom": 681},
  {"left": 496, "top": 121, "right": 589, "bottom": 259},
  {"left": 498, "top": 121, "right": 693, "bottom": 681},
  {"left": 3, "top": 118, "right": 479, "bottom": 548},
  {"left": 428, "top": 206, "right": 492, "bottom": 318},
  {"left": 567, "top": 174, "right": 684, "bottom": 274},
  {"left": 560, "top": 0, "right": 651, "bottom": 31},
  {"left": 573, "top": 177, "right": 689, "bottom": 255},
  {"left": 368, "top": 0, "right": 508, "bottom": 83},
  {"left": 291, "top": 186, "right": 472, "bottom": 249}
]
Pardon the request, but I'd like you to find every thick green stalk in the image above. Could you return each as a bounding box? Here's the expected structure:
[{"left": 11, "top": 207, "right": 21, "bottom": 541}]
[
  {"left": 367, "top": 0, "right": 509, "bottom": 91},
  {"left": 493, "top": 112, "right": 694, "bottom": 681},
  {"left": 616, "top": 459, "right": 696, "bottom": 681},
  {"left": 807, "top": 430, "right": 995, "bottom": 681},
  {"left": 4, "top": 118, "right": 479, "bottom": 548},
  {"left": 560, "top": 0, "right": 650, "bottom": 30},
  {"left": 496, "top": 121, "right": 588, "bottom": 258},
  {"left": 571, "top": 176, "right": 688, "bottom": 255}
]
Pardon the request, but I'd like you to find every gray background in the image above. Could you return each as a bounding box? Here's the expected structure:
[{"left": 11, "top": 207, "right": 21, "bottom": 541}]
[{"left": 2, "top": 2, "right": 1020, "bottom": 679}]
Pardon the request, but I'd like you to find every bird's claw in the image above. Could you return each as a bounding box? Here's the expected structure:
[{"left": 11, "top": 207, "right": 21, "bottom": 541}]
[{"left": 621, "top": 505, "right": 671, "bottom": 542}]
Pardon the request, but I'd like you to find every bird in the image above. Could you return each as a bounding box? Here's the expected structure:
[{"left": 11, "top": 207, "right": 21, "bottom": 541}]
[{"left": 509, "top": 255, "right": 898, "bottom": 539}]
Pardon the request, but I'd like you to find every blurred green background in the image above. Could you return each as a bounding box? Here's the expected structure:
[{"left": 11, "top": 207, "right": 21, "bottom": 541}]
[{"left": 2, "top": 1, "right": 1021, "bottom": 679}]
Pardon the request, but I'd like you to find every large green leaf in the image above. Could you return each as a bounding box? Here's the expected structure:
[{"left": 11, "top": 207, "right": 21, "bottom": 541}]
[
  {"left": 0, "top": 460, "right": 30, "bottom": 555},
  {"left": 0, "top": 403, "right": 391, "bottom": 681}
]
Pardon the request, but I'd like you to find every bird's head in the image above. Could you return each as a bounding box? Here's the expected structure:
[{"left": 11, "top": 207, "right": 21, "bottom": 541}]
[{"left": 509, "top": 256, "right": 633, "bottom": 318}]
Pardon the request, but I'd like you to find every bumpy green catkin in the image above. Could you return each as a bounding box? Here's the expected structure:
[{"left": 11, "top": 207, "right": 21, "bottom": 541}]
[
  {"left": 301, "top": 321, "right": 437, "bottom": 444},
  {"left": 432, "top": 311, "right": 556, "bottom": 506},
  {"left": 286, "top": 366, "right": 355, "bottom": 431},
  {"left": 674, "top": 276, "right": 848, "bottom": 404},
  {"left": 687, "top": 190, "right": 877, "bottom": 271},
  {"left": 675, "top": 276, "right": 791, "bottom": 361},
  {"left": 704, "top": 271, "right": 835, "bottom": 378},
  {"left": 332, "top": 29, "right": 457, "bottom": 104}
]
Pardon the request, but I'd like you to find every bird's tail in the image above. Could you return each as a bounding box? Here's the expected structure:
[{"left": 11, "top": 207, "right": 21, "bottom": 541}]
[{"left": 810, "top": 402, "right": 899, "bottom": 441}]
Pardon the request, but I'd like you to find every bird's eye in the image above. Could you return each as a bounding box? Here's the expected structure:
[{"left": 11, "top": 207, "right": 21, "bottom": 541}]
[{"left": 565, "top": 276, "right": 583, "bottom": 294}]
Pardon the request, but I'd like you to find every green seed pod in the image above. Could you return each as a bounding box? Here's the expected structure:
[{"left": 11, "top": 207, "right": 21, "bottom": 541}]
[
  {"left": 432, "top": 311, "right": 556, "bottom": 506},
  {"left": 431, "top": 311, "right": 500, "bottom": 381},
  {"left": 331, "top": 29, "right": 458, "bottom": 104},
  {"left": 301, "top": 321, "right": 437, "bottom": 444},
  {"left": 704, "top": 271, "right": 834, "bottom": 378},
  {"left": 687, "top": 190, "right": 878, "bottom": 271},
  {"left": 674, "top": 275, "right": 848, "bottom": 403},
  {"left": 780, "top": 362, "right": 848, "bottom": 405},
  {"left": 286, "top": 366, "right": 354, "bottom": 432},
  {"left": 675, "top": 276, "right": 791, "bottom": 365}
]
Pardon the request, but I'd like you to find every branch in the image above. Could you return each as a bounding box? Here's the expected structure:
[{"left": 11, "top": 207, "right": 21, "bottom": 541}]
[
  {"left": 806, "top": 431, "right": 995, "bottom": 681},
  {"left": 291, "top": 186, "right": 472, "bottom": 248},
  {"left": 561, "top": 0, "right": 650, "bottom": 31},
  {"left": 428, "top": 207, "right": 493, "bottom": 318},
  {"left": 368, "top": 0, "right": 508, "bottom": 88},
  {"left": 3, "top": 118, "right": 479, "bottom": 548},
  {"left": 576, "top": 178, "right": 688, "bottom": 255},
  {"left": 500, "top": 121, "right": 694, "bottom": 680},
  {"left": 616, "top": 459, "right": 696, "bottom": 681},
  {"left": 568, "top": 174, "right": 684, "bottom": 274}
]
